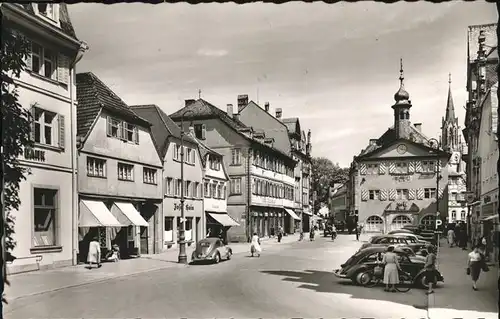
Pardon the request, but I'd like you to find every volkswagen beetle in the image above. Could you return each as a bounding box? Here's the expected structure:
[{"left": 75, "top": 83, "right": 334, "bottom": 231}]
[{"left": 191, "top": 238, "right": 232, "bottom": 264}]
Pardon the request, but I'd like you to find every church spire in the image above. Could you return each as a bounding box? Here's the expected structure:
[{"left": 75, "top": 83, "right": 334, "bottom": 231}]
[
  {"left": 445, "top": 73, "right": 456, "bottom": 121},
  {"left": 394, "top": 58, "right": 410, "bottom": 103}
]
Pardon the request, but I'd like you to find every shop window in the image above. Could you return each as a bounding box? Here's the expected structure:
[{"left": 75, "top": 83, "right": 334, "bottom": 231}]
[
  {"left": 164, "top": 217, "right": 173, "bottom": 242},
  {"left": 33, "top": 188, "right": 58, "bottom": 247},
  {"left": 186, "top": 218, "right": 193, "bottom": 231}
]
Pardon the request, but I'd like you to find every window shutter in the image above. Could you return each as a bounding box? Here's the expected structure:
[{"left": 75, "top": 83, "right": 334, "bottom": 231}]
[
  {"left": 388, "top": 162, "right": 396, "bottom": 174},
  {"left": 416, "top": 188, "right": 424, "bottom": 200},
  {"left": 134, "top": 127, "right": 139, "bottom": 144},
  {"left": 58, "top": 114, "right": 65, "bottom": 149},
  {"left": 106, "top": 116, "right": 112, "bottom": 136},
  {"left": 408, "top": 162, "right": 415, "bottom": 173},
  {"left": 415, "top": 161, "right": 422, "bottom": 173},
  {"left": 361, "top": 189, "right": 368, "bottom": 201},
  {"left": 57, "top": 53, "right": 70, "bottom": 85},
  {"left": 25, "top": 40, "right": 33, "bottom": 71},
  {"left": 388, "top": 189, "right": 396, "bottom": 201},
  {"left": 120, "top": 122, "right": 126, "bottom": 140},
  {"left": 359, "top": 163, "right": 367, "bottom": 175},
  {"left": 492, "top": 106, "right": 498, "bottom": 134},
  {"left": 380, "top": 189, "right": 388, "bottom": 201},
  {"left": 408, "top": 189, "right": 416, "bottom": 200},
  {"left": 164, "top": 177, "right": 168, "bottom": 195},
  {"left": 438, "top": 187, "right": 444, "bottom": 199},
  {"left": 378, "top": 163, "right": 386, "bottom": 175},
  {"left": 30, "top": 105, "right": 36, "bottom": 141},
  {"left": 201, "top": 124, "right": 206, "bottom": 139},
  {"left": 434, "top": 162, "right": 439, "bottom": 173}
]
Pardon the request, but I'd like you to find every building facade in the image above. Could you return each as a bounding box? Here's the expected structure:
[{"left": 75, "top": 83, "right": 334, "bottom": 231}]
[
  {"left": 440, "top": 75, "right": 468, "bottom": 224},
  {"left": 170, "top": 99, "right": 298, "bottom": 242},
  {"left": 131, "top": 104, "right": 205, "bottom": 252},
  {"left": 235, "top": 96, "right": 301, "bottom": 234},
  {"left": 349, "top": 62, "right": 450, "bottom": 234},
  {"left": 330, "top": 183, "right": 348, "bottom": 224},
  {"left": 3, "top": 3, "right": 88, "bottom": 273},
  {"left": 283, "top": 117, "right": 313, "bottom": 232},
  {"left": 463, "top": 23, "right": 498, "bottom": 244},
  {"left": 193, "top": 135, "right": 238, "bottom": 242},
  {"left": 76, "top": 73, "right": 163, "bottom": 260}
]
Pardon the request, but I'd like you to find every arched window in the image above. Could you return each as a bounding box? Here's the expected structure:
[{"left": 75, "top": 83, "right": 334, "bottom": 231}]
[
  {"left": 365, "top": 215, "right": 384, "bottom": 232},
  {"left": 451, "top": 210, "right": 457, "bottom": 221},
  {"left": 460, "top": 210, "right": 466, "bottom": 220},
  {"left": 399, "top": 111, "right": 405, "bottom": 120},
  {"left": 420, "top": 215, "right": 436, "bottom": 228},
  {"left": 391, "top": 215, "right": 412, "bottom": 231},
  {"left": 404, "top": 111, "right": 410, "bottom": 120}
]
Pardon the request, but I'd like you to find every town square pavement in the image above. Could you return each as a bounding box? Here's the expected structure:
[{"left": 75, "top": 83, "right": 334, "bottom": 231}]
[{"left": 4, "top": 233, "right": 498, "bottom": 318}]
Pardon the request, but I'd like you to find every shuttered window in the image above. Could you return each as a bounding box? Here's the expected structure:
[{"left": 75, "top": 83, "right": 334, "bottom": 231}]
[{"left": 30, "top": 106, "right": 65, "bottom": 149}]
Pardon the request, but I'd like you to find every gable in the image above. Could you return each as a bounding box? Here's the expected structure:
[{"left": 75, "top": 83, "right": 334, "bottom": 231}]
[{"left": 360, "top": 140, "right": 448, "bottom": 160}]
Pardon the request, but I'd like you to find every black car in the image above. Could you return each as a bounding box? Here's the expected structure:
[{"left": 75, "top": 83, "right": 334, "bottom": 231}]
[
  {"left": 334, "top": 246, "right": 443, "bottom": 288},
  {"left": 361, "top": 235, "right": 428, "bottom": 253}
]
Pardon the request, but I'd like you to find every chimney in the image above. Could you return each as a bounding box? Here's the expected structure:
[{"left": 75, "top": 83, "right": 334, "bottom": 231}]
[
  {"left": 413, "top": 123, "right": 422, "bottom": 132},
  {"left": 275, "top": 108, "right": 282, "bottom": 119},
  {"left": 185, "top": 99, "right": 195, "bottom": 107},
  {"left": 237, "top": 94, "right": 248, "bottom": 112},
  {"left": 369, "top": 139, "right": 378, "bottom": 146},
  {"left": 264, "top": 102, "right": 270, "bottom": 112},
  {"left": 233, "top": 113, "right": 240, "bottom": 121},
  {"left": 227, "top": 104, "right": 233, "bottom": 118}
]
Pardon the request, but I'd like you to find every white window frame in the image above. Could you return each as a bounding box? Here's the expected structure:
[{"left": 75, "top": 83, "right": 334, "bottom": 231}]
[
  {"left": 34, "top": 3, "right": 59, "bottom": 23},
  {"left": 424, "top": 188, "right": 436, "bottom": 199},
  {"left": 367, "top": 164, "right": 378, "bottom": 175},
  {"left": 87, "top": 157, "right": 106, "bottom": 178},
  {"left": 30, "top": 41, "right": 57, "bottom": 80},
  {"left": 175, "top": 179, "right": 181, "bottom": 196},
  {"left": 396, "top": 189, "right": 409, "bottom": 200},
  {"left": 117, "top": 163, "right": 134, "bottom": 181},
  {"left": 33, "top": 188, "right": 58, "bottom": 248},
  {"left": 33, "top": 106, "right": 59, "bottom": 146},
  {"left": 231, "top": 148, "right": 241, "bottom": 165},
  {"left": 166, "top": 177, "right": 173, "bottom": 195},
  {"left": 369, "top": 190, "right": 380, "bottom": 200},
  {"left": 204, "top": 181, "right": 210, "bottom": 198},
  {"left": 143, "top": 167, "right": 157, "bottom": 185},
  {"left": 395, "top": 162, "right": 408, "bottom": 174},
  {"left": 124, "top": 122, "right": 136, "bottom": 143},
  {"left": 230, "top": 178, "right": 242, "bottom": 194},
  {"left": 422, "top": 161, "right": 435, "bottom": 173}
]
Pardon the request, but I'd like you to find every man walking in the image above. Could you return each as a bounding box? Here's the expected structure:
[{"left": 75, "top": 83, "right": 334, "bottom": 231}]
[
  {"left": 355, "top": 224, "right": 361, "bottom": 241},
  {"left": 424, "top": 245, "right": 437, "bottom": 295}
]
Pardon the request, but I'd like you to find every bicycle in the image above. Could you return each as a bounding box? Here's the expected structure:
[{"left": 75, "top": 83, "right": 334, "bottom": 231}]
[{"left": 364, "top": 267, "right": 413, "bottom": 292}]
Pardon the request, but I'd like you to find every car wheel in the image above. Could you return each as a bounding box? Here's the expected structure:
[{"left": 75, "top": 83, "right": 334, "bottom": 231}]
[
  {"left": 358, "top": 271, "right": 372, "bottom": 286},
  {"left": 227, "top": 250, "right": 232, "bottom": 260},
  {"left": 214, "top": 253, "right": 221, "bottom": 264},
  {"left": 354, "top": 271, "right": 366, "bottom": 285}
]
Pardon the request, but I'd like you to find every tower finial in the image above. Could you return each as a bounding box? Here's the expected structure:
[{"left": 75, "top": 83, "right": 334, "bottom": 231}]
[
  {"left": 448, "top": 73, "right": 452, "bottom": 85},
  {"left": 399, "top": 58, "right": 404, "bottom": 85}
]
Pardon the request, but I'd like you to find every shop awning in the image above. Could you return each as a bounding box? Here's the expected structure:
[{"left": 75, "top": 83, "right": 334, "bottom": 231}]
[
  {"left": 303, "top": 209, "right": 313, "bottom": 216},
  {"left": 208, "top": 213, "right": 240, "bottom": 226},
  {"left": 284, "top": 208, "right": 301, "bottom": 220},
  {"left": 482, "top": 215, "right": 499, "bottom": 221},
  {"left": 79, "top": 200, "right": 124, "bottom": 227},
  {"left": 111, "top": 202, "right": 149, "bottom": 227}
]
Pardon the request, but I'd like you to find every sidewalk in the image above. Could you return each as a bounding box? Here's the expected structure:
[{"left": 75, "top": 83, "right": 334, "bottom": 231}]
[
  {"left": 428, "top": 238, "right": 498, "bottom": 318},
  {"left": 4, "top": 233, "right": 301, "bottom": 301}
]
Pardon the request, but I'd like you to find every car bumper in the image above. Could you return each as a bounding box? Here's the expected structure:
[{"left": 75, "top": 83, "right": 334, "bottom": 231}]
[
  {"left": 191, "top": 255, "right": 214, "bottom": 262},
  {"left": 333, "top": 269, "right": 347, "bottom": 278}
]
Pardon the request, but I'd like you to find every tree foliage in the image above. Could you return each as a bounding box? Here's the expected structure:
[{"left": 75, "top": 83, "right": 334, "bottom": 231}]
[
  {"left": 1, "top": 25, "right": 33, "bottom": 304},
  {"left": 311, "top": 157, "right": 349, "bottom": 214}
]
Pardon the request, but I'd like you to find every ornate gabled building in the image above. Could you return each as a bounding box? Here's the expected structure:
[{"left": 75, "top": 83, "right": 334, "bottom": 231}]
[
  {"left": 464, "top": 23, "right": 498, "bottom": 246},
  {"left": 440, "top": 75, "right": 468, "bottom": 224},
  {"left": 348, "top": 60, "right": 450, "bottom": 234}
]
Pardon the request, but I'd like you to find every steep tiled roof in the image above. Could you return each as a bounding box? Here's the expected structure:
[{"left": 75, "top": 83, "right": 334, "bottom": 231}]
[
  {"left": 170, "top": 99, "right": 248, "bottom": 131},
  {"left": 14, "top": 3, "right": 78, "bottom": 39},
  {"left": 188, "top": 133, "right": 223, "bottom": 168},
  {"left": 131, "top": 104, "right": 197, "bottom": 159},
  {"left": 76, "top": 72, "right": 150, "bottom": 139},
  {"left": 170, "top": 99, "right": 294, "bottom": 160},
  {"left": 467, "top": 23, "right": 497, "bottom": 62}
]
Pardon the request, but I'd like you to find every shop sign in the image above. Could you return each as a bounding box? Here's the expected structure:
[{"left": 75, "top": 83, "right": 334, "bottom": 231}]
[
  {"left": 174, "top": 203, "right": 194, "bottom": 211},
  {"left": 24, "top": 147, "right": 46, "bottom": 162}
]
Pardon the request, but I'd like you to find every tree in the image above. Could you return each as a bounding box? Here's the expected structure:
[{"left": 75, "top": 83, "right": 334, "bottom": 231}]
[
  {"left": 1, "top": 25, "right": 33, "bottom": 304},
  {"left": 311, "top": 157, "right": 349, "bottom": 214}
]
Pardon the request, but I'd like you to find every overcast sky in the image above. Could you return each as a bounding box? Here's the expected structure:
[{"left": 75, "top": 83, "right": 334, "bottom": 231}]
[{"left": 69, "top": 2, "right": 496, "bottom": 167}]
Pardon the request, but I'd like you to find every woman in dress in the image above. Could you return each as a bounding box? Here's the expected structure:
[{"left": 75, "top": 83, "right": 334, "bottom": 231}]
[
  {"left": 467, "top": 246, "right": 483, "bottom": 291},
  {"left": 87, "top": 236, "right": 101, "bottom": 269},
  {"left": 382, "top": 246, "right": 401, "bottom": 292},
  {"left": 447, "top": 228, "right": 456, "bottom": 247},
  {"left": 250, "top": 232, "right": 262, "bottom": 257}
]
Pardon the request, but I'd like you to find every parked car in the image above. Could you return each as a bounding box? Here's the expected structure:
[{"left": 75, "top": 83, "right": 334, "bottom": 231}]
[
  {"left": 333, "top": 246, "right": 443, "bottom": 288},
  {"left": 390, "top": 232, "right": 431, "bottom": 245},
  {"left": 190, "top": 238, "right": 232, "bottom": 264},
  {"left": 360, "top": 235, "right": 427, "bottom": 253}
]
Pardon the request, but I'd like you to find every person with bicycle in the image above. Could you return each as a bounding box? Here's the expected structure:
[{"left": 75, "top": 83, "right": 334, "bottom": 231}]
[
  {"left": 424, "top": 244, "right": 437, "bottom": 295},
  {"left": 381, "top": 246, "right": 402, "bottom": 292}
]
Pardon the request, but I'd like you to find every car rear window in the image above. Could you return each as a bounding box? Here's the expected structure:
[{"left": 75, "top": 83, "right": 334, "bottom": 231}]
[{"left": 199, "top": 242, "right": 211, "bottom": 247}]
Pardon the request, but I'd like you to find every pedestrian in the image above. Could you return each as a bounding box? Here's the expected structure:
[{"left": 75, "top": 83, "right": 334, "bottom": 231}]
[
  {"left": 250, "top": 232, "right": 262, "bottom": 257},
  {"left": 382, "top": 246, "right": 401, "bottom": 292},
  {"left": 309, "top": 228, "right": 315, "bottom": 241},
  {"left": 447, "top": 228, "right": 455, "bottom": 247},
  {"left": 467, "top": 245, "right": 484, "bottom": 291},
  {"left": 355, "top": 224, "right": 360, "bottom": 241},
  {"left": 87, "top": 236, "right": 101, "bottom": 269},
  {"left": 423, "top": 245, "right": 437, "bottom": 295},
  {"left": 277, "top": 227, "right": 283, "bottom": 243}
]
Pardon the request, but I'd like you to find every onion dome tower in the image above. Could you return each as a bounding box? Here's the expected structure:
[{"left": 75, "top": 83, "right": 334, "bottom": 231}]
[{"left": 392, "top": 59, "right": 412, "bottom": 139}]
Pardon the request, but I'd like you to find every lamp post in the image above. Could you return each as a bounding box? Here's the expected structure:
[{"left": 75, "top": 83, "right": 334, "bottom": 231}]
[
  {"left": 428, "top": 138, "right": 442, "bottom": 264},
  {"left": 178, "top": 109, "right": 194, "bottom": 264}
]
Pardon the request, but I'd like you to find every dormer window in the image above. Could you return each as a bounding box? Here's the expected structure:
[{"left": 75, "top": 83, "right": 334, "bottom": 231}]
[{"left": 34, "top": 3, "right": 59, "bottom": 24}]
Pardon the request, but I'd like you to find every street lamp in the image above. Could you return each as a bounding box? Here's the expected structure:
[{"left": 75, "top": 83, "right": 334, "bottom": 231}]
[
  {"left": 428, "top": 138, "right": 442, "bottom": 264},
  {"left": 178, "top": 109, "right": 195, "bottom": 264}
]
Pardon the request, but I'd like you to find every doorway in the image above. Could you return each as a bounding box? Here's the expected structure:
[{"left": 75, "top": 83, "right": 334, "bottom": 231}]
[{"left": 140, "top": 226, "right": 149, "bottom": 254}]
